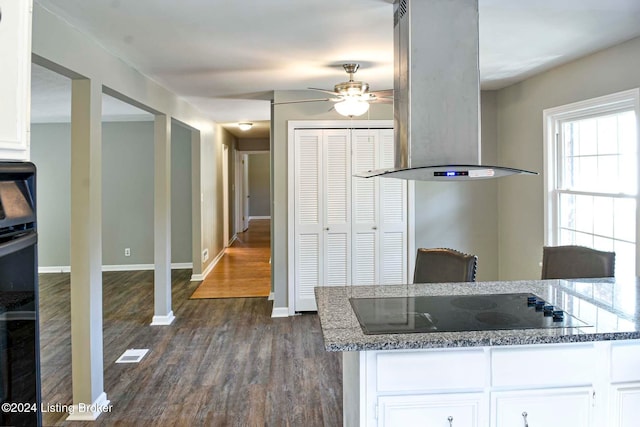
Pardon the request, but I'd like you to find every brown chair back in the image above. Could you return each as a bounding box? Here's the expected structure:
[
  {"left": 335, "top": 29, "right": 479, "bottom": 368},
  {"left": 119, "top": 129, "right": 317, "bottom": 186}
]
[
  {"left": 541, "top": 245, "right": 615, "bottom": 279},
  {"left": 413, "top": 248, "right": 478, "bottom": 284}
]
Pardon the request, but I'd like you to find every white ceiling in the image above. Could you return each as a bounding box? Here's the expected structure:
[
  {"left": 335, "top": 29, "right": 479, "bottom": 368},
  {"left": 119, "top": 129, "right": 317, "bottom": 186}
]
[{"left": 31, "top": 0, "right": 640, "bottom": 137}]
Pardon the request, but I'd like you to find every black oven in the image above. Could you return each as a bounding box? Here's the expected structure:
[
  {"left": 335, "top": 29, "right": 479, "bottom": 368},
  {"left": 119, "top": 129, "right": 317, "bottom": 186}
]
[{"left": 0, "top": 162, "right": 41, "bottom": 426}]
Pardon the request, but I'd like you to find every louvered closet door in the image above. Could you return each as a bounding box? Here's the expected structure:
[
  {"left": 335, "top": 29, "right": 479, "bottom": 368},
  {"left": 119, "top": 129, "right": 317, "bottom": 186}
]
[
  {"left": 323, "top": 130, "right": 351, "bottom": 287},
  {"left": 351, "top": 130, "right": 379, "bottom": 285},
  {"left": 378, "top": 129, "right": 407, "bottom": 285},
  {"left": 351, "top": 129, "right": 407, "bottom": 285},
  {"left": 294, "top": 130, "right": 324, "bottom": 311}
]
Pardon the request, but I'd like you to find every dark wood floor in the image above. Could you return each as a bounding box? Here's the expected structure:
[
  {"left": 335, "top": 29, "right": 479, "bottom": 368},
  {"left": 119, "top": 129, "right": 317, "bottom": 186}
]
[{"left": 39, "top": 270, "right": 342, "bottom": 426}]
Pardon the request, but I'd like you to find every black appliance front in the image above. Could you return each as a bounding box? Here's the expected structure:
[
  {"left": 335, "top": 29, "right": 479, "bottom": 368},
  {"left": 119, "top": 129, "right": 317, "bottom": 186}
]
[
  {"left": 350, "top": 293, "right": 591, "bottom": 335},
  {"left": 0, "top": 162, "right": 41, "bottom": 426}
]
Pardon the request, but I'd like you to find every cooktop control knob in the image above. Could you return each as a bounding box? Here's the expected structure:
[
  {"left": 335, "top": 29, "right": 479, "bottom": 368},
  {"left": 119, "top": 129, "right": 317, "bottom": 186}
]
[
  {"left": 535, "top": 300, "right": 545, "bottom": 311},
  {"left": 527, "top": 296, "right": 537, "bottom": 306},
  {"left": 543, "top": 305, "right": 554, "bottom": 316},
  {"left": 552, "top": 310, "right": 564, "bottom": 322}
]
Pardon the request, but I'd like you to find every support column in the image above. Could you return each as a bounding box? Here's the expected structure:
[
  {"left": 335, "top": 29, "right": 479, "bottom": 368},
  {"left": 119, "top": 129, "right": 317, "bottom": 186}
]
[
  {"left": 68, "top": 78, "right": 110, "bottom": 420},
  {"left": 151, "top": 114, "right": 174, "bottom": 325}
]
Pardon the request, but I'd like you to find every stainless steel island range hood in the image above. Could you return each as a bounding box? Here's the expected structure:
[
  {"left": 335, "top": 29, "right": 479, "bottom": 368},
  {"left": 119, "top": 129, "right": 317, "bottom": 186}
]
[{"left": 356, "top": 0, "right": 536, "bottom": 181}]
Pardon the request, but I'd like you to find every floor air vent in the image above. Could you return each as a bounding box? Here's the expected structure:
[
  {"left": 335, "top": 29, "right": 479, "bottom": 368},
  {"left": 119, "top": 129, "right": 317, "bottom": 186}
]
[{"left": 115, "top": 349, "right": 149, "bottom": 364}]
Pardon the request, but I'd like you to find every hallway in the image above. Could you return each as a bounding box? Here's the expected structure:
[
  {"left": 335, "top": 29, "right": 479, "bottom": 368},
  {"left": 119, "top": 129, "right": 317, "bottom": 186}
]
[{"left": 190, "top": 219, "right": 271, "bottom": 299}]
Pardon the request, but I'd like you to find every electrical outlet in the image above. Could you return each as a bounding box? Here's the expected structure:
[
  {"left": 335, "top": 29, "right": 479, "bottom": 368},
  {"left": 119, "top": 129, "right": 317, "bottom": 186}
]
[
  {"left": 202, "top": 248, "right": 209, "bottom": 262},
  {"left": 125, "top": 248, "right": 131, "bottom": 257}
]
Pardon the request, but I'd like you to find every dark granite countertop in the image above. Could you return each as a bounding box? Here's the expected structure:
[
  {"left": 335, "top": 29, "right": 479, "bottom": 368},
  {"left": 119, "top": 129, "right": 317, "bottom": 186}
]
[{"left": 314, "top": 278, "right": 640, "bottom": 351}]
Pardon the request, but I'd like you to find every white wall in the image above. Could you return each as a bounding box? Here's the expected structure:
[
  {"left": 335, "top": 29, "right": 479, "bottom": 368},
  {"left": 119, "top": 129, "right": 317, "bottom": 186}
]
[{"left": 497, "top": 36, "right": 640, "bottom": 279}]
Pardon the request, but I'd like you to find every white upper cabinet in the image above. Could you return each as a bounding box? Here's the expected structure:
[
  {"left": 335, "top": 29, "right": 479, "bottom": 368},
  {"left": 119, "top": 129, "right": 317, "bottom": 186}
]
[{"left": 0, "top": 0, "right": 32, "bottom": 160}]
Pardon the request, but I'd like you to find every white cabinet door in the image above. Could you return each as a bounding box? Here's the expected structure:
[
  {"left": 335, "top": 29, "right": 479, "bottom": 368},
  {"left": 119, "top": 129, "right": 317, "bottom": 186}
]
[
  {"left": 293, "top": 126, "right": 407, "bottom": 311},
  {"left": 0, "top": 0, "right": 32, "bottom": 160},
  {"left": 352, "top": 130, "right": 379, "bottom": 285},
  {"left": 323, "top": 130, "right": 351, "bottom": 286},
  {"left": 492, "top": 388, "right": 593, "bottom": 427},
  {"left": 378, "top": 129, "right": 407, "bottom": 285},
  {"left": 378, "top": 393, "right": 483, "bottom": 427},
  {"left": 610, "top": 383, "right": 640, "bottom": 427},
  {"left": 294, "top": 130, "right": 325, "bottom": 311},
  {"left": 294, "top": 129, "right": 351, "bottom": 310},
  {"left": 352, "top": 129, "right": 407, "bottom": 285}
]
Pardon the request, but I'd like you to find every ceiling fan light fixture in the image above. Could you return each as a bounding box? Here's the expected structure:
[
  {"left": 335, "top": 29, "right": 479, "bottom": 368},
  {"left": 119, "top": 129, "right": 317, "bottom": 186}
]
[
  {"left": 334, "top": 98, "right": 370, "bottom": 117},
  {"left": 238, "top": 122, "right": 253, "bottom": 131}
]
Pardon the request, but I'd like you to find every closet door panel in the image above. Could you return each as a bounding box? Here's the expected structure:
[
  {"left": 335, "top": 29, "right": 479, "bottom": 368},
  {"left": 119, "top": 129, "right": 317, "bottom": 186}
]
[
  {"left": 294, "top": 130, "right": 324, "bottom": 310},
  {"left": 323, "top": 130, "right": 351, "bottom": 286}
]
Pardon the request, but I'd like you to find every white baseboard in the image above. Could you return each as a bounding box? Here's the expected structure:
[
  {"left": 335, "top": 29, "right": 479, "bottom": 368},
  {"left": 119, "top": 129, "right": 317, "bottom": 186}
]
[
  {"left": 190, "top": 249, "right": 224, "bottom": 281},
  {"left": 150, "top": 311, "right": 175, "bottom": 326},
  {"left": 39, "top": 263, "right": 193, "bottom": 274},
  {"left": 268, "top": 292, "right": 274, "bottom": 301},
  {"left": 271, "top": 306, "right": 289, "bottom": 318},
  {"left": 227, "top": 235, "right": 237, "bottom": 247},
  {"left": 249, "top": 216, "right": 271, "bottom": 221},
  {"left": 66, "top": 392, "right": 111, "bottom": 421}
]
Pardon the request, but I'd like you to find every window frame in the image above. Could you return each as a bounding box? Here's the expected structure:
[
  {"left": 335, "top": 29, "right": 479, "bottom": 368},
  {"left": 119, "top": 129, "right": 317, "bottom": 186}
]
[{"left": 543, "top": 88, "right": 640, "bottom": 275}]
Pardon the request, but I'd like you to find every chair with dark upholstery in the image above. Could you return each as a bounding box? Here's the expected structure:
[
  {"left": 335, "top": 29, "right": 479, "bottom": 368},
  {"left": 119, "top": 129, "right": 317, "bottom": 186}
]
[
  {"left": 541, "top": 245, "right": 615, "bottom": 279},
  {"left": 413, "top": 248, "right": 478, "bottom": 284}
]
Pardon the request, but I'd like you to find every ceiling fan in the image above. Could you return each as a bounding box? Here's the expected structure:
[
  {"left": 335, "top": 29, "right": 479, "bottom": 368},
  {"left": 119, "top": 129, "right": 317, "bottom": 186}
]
[{"left": 274, "top": 63, "right": 393, "bottom": 117}]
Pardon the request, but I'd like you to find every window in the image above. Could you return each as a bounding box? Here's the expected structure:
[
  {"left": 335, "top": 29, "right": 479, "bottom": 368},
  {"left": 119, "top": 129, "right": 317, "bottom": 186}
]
[{"left": 544, "top": 89, "right": 640, "bottom": 277}]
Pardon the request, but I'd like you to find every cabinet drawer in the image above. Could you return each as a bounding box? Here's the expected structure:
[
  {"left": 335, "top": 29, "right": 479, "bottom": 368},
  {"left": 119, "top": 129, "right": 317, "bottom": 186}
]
[
  {"left": 378, "top": 393, "right": 484, "bottom": 427},
  {"left": 491, "top": 344, "right": 594, "bottom": 388},
  {"left": 611, "top": 342, "right": 640, "bottom": 383},
  {"left": 492, "top": 387, "right": 593, "bottom": 427},
  {"left": 376, "top": 349, "right": 486, "bottom": 392}
]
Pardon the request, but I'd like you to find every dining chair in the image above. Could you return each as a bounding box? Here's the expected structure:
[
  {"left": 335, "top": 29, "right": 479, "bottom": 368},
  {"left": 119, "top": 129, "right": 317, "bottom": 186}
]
[
  {"left": 541, "top": 245, "right": 615, "bottom": 279},
  {"left": 413, "top": 248, "right": 478, "bottom": 284}
]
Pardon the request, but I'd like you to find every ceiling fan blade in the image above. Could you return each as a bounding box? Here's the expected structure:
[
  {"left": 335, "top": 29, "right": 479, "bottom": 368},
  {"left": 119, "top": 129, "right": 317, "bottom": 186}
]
[
  {"left": 371, "top": 89, "right": 394, "bottom": 97},
  {"left": 308, "top": 87, "right": 340, "bottom": 96},
  {"left": 272, "top": 98, "right": 332, "bottom": 105},
  {"left": 369, "top": 97, "right": 394, "bottom": 104}
]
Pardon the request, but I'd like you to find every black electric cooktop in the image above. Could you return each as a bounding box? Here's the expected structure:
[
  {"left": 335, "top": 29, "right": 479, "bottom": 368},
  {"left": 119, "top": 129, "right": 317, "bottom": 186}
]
[{"left": 349, "top": 293, "right": 592, "bottom": 335}]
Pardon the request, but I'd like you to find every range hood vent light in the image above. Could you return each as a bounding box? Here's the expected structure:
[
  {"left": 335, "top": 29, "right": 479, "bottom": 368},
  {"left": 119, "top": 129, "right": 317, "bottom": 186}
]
[{"left": 357, "top": 0, "right": 537, "bottom": 181}]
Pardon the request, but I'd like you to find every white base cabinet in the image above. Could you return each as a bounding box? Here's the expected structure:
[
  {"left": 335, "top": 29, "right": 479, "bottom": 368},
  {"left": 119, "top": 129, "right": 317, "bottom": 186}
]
[
  {"left": 378, "top": 393, "right": 484, "bottom": 427},
  {"left": 610, "top": 384, "right": 640, "bottom": 427},
  {"left": 344, "top": 340, "right": 640, "bottom": 427},
  {"left": 492, "top": 388, "right": 593, "bottom": 427}
]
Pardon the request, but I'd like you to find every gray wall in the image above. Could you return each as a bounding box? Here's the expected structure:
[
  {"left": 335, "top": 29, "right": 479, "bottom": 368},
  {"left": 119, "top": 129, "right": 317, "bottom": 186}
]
[
  {"left": 31, "top": 123, "right": 71, "bottom": 267},
  {"left": 248, "top": 152, "right": 270, "bottom": 217},
  {"left": 31, "top": 120, "right": 193, "bottom": 268},
  {"left": 101, "top": 121, "right": 154, "bottom": 265},
  {"left": 413, "top": 92, "right": 499, "bottom": 281},
  {"left": 496, "top": 35, "right": 640, "bottom": 280},
  {"left": 238, "top": 138, "right": 269, "bottom": 151},
  {"left": 171, "top": 122, "right": 193, "bottom": 263}
]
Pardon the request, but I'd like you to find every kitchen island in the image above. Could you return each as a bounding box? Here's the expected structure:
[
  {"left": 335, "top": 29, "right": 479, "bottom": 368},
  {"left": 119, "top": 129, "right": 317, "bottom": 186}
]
[{"left": 315, "top": 278, "right": 640, "bottom": 427}]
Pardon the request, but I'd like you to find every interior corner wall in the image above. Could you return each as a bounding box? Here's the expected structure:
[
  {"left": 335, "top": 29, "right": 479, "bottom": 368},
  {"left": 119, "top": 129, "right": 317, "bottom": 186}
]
[
  {"left": 413, "top": 91, "right": 500, "bottom": 281},
  {"left": 271, "top": 90, "right": 394, "bottom": 309},
  {"left": 496, "top": 36, "right": 640, "bottom": 280}
]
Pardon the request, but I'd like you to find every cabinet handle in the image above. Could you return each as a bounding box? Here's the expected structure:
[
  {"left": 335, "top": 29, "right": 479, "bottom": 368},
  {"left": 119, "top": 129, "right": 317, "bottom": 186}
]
[
  {"left": 372, "top": 226, "right": 378, "bottom": 230},
  {"left": 324, "top": 227, "right": 330, "bottom": 231},
  {"left": 447, "top": 416, "right": 453, "bottom": 426},
  {"left": 522, "top": 411, "right": 528, "bottom": 427}
]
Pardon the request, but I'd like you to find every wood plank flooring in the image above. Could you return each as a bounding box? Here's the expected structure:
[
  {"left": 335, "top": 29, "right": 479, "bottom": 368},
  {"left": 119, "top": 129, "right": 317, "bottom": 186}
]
[
  {"left": 191, "top": 219, "right": 271, "bottom": 299},
  {"left": 39, "top": 268, "right": 342, "bottom": 426}
]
